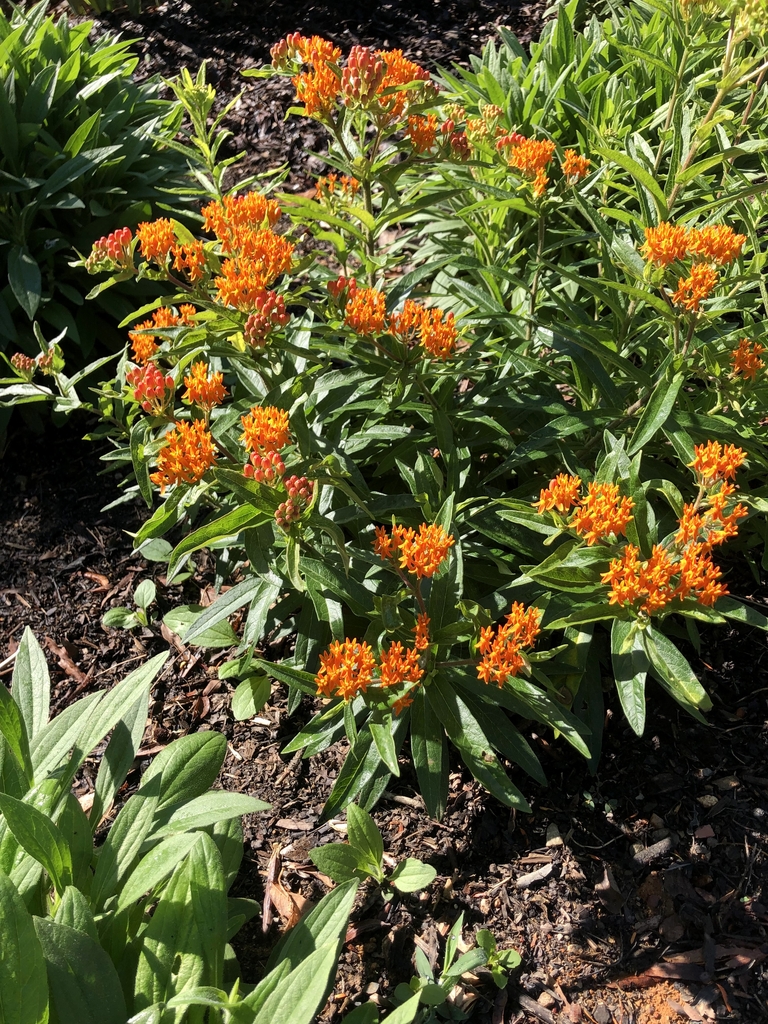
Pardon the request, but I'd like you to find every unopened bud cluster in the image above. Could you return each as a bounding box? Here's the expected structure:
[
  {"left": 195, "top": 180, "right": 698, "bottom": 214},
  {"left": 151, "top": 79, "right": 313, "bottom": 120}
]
[
  {"left": 243, "top": 291, "right": 289, "bottom": 348},
  {"left": 126, "top": 363, "right": 175, "bottom": 414},
  {"left": 86, "top": 227, "right": 133, "bottom": 272},
  {"left": 341, "top": 46, "right": 386, "bottom": 106},
  {"left": 274, "top": 476, "right": 314, "bottom": 528},
  {"left": 327, "top": 275, "right": 358, "bottom": 302},
  {"left": 10, "top": 352, "right": 36, "bottom": 378},
  {"left": 244, "top": 450, "right": 286, "bottom": 483}
]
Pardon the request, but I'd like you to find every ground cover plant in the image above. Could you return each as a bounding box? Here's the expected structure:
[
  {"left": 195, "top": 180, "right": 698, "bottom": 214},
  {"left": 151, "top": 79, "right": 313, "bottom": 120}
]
[
  {"left": 0, "top": 0, "right": 191, "bottom": 378},
  {"left": 9, "top": 0, "right": 768, "bottom": 828}
]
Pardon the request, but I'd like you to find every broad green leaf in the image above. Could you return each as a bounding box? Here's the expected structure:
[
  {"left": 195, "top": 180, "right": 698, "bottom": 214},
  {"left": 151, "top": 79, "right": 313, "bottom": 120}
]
[
  {"left": 643, "top": 628, "right": 712, "bottom": 722},
  {"left": 91, "top": 774, "right": 161, "bottom": 910},
  {"left": 54, "top": 886, "right": 98, "bottom": 942},
  {"left": 0, "top": 681, "right": 33, "bottom": 786},
  {"left": 151, "top": 791, "right": 269, "bottom": 839},
  {"left": 369, "top": 717, "right": 400, "bottom": 778},
  {"left": 163, "top": 605, "right": 238, "bottom": 648},
  {"left": 610, "top": 619, "right": 648, "bottom": 736},
  {"left": 266, "top": 878, "right": 358, "bottom": 973},
  {"left": 141, "top": 731, "right": 227, "bottom": 814},
  {"left": 0, "top": 873, "right": 48, "bottom": 1024},
  {"left": 117, "top": 833, "right": 199, "bottom": 910},
  {"left": 57, "top": 794, "right": 93, "bottom": 892},
  {"left": 249, "top": 941, "right": 344, "bottom": 1024},
  {"left": 183, "top": 575, "right": 278, "bottom": 644},
  {"left": 232, "top": 674, "right": 271, "bottom": 721},
  {"left": 8, "top": 246, "right": 41, "bottom": 320},
  {"left": 90, "top": 691, "right": 149, "bottom": 830},
  {"left": 346, "top": 802, "right": 384, "bottom": 873},
  {"left": 0, "top": 791, "right": 72, "bottom": 894},
  {"left": 34, "top": 918, "right": 127, "bottom": 1024},
  {"left": 11, "top": 627, "right": 50, "bottom": 743},
  {"left": 309, "top": 842, "right": 366, "bottom": 882},
  {"left": 390, "top": 857, "right": 437, "bottom": 893},
  {"left": 411, "top": 688, "right": 448, "bottom": 820}
]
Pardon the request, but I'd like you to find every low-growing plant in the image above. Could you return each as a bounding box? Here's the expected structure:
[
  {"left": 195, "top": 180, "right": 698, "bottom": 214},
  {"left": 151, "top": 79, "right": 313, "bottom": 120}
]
[
  {"left": 0, "top": 0, "right": 190, "bottom": 374},
  {"left": 14, "top": 0, "right": 768, "bottom": 822}
]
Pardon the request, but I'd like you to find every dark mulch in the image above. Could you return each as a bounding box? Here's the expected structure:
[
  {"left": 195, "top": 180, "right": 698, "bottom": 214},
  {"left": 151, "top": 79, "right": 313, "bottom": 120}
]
[{"left": 2, "top": 1, "right": 767, "bottom": 1021}]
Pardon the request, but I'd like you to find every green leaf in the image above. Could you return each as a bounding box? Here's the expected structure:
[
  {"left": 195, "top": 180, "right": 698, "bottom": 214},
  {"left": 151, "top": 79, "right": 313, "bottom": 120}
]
[
  {"left": 642, "top": 627, "right": 712, "bottom": 722},
  {"left": 90, "top": 691, "right": 149, "bottom": 830},
  {"left": 141, "top": 731, "right": 227, "bottom": 814},
  {"left": 54, "top": 886, "right": 98, "bottom": 942},
  {"left": 628, "top": 373, "right": 684, "bottom": 456},
  {"left": 232, "top": 674, "right": 272, "bottom": 721},
  {"left": 610, "top": 619, "right": 648, "bottom": 736},
  {"left": 309, "top": 842, "right": 366, "bottom": 882},
  {"left": 248, "top": 941, "right": 345, "bottom": 1024},
  {"left": 11, "top": 627, "right": 50, "bottom": 744},
  {"left": 8, "top": 246, "right": 41, "bottom": 320},
  {"left": 596, "top": 146, "right": 669, "bottom": 219},
  {"left": 0, "top": 791, "right": 72, "bottom": 895},
  {"left": 168, "top": 505, "right": 266, "bottom": 580},
  {"left": 0, "top": 679, "right": 33, "bottom": 786},
  {"left": 91, "top": 774, "right": 161, "bottom": 910},
  {"left": 163, "top": 605, "right": 238, "bottom": 648},
  {"left": 133, "top": 579, "right": 156, "bottom": 611},
  {"left": 369, "top": 717, "right": 400, "bottom": 778},
  {"left": 102, "top": 607, "right": 141, "bottom": 629},
  {"left": 716, "top": 596, "right": 768, "bottom": 631},
  {"left": 411, "top": 688, "right": 448, "bottom": 820},
  {"left": 151, "top": 791, "right": 269, "bottom": 839},
  {"left": 0, "top": 873, "right": 48, "bottom": 1024},
  {"left": 266, "top": 878, "right": 358, "bottom": 973},
  {"left": 390, "top": 857, "right": 437, "bottom": 893},
  {"left": 34, "top": 918, "right": 127, "bottom": 1024},
  {"left": 346, "top": 803, "right": 384, "bottom": 874},
  {"left": 57, "top": 794, "right": 93, "bottom": 892},
  {"left": 117, "top": 833, "right": 199, "bottom": 910},
  {"left": 184, "top": 575, "right": 278, "bottom": 644}
]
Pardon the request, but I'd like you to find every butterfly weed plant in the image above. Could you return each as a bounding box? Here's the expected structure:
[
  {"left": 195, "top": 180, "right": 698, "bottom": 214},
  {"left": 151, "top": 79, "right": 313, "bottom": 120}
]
[{"left": 9, "top": 0, "right": 768, "bottom": 820}]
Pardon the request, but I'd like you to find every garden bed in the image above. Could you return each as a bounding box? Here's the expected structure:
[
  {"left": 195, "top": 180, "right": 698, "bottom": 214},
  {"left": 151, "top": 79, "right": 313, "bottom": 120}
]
[{"left": 2, "top": 1, "right": 768, "bottom": 1021}]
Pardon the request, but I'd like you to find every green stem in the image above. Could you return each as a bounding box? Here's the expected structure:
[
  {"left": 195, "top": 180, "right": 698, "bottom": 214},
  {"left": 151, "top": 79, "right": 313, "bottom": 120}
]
[{"left": 525, "top": 210, "right": 546, "bottom": 347}]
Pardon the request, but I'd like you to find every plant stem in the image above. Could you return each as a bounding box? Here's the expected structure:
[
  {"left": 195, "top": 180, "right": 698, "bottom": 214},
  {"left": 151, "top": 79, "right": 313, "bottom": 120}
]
[{"left": 525, "top": 210, "right": 546, "bottom": 346}]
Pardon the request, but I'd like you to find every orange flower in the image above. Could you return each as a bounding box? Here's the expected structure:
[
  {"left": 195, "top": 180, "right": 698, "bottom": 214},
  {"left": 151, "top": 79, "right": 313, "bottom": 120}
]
[
  {"left": 374, "top": 523, "right": 454, "bottom": 578},
  {"left": 379, "top": 641, "right": 424, "bottom": 688},
  {"left": 534, "top": 473, "right": 582, "bottom": 515},
  {"left": 570, "top": 482, "right": 634, "bottom": 545},
  {"left": 601, "top": 543, "right": 677, "bottom": 615},
  {"left": 506, "top": 137, "right": 556, "bottom": 179},
  {"left": 675, "top": 503, "right": 704, "bottom": 546},
  {"left": 640, "top": 222, "right": 688, "bottom": 267},
  {"left": 414, "top": 612, "right": 430, "bottom": 651},
  {"left": 315, "top": 638, "right": 376, "bottom": 700},
  {"left": 671, "top": 262, "right": 718, "bottom": 311},
  {"left": 183, "top": 361, "right": 227, "bottom": 411},
  {"left": 345, "top": 287, "right": 387, "bottom": 335},
  {"left": 179, "top": 304, "right": 197, "bottom": 325},
  {"left": 214, "top": 232, "right": 293, "bottom": 310},
  {"left": 315, "top": 174, "right": 360, "bottom": 199},
  {"left": 687, "top": 224, "right": 745, "bottom": 265},
  {"left": 136, "top": 219, "right": 176, "bottom": 263},
  {"left": 689, "top": 441, "right": 746, "bottom": 484},
  {"left": 375, "top": 49, "right": 432, "bottom": 122},
  {"left": 389, "top": 299, "right": 426, "bottom": 340},
  {"left": 240, "top": 405, "right": 291, "bottom": 454},
  {"left": 202, "top": 193, "right": 283, "bottom": 254},
  {"left": 701, "top": 482, "right": 748, "bottom": 546},
  {"left": 419, "top": 308, "right": 457, "bottom": 360},
  {"left": 731, "top": 338, "right": 764, "bottom": 381},
  {"left": 128, "top": 306, "right": 188, "bottom": 364},
  {"left": 675, "top": 542, "right": 728, "bottom": 605},
  {"left": 294, "top": 63, "right": 340, "bottom": 118},
  {"left": 561, "top": 149, "right": 590, "bottom": 182},
  {"left": 172, "top": 240, "right": 206, "bottom": 283},
  {"left": 406, "top": 114, "right": 439, "bottom": 153},
  {"left": 477, "top": 602, "right": 541, "bottom": 686},
  {"left": 150, "top": 420, "right": 217, "bottom": 493}
]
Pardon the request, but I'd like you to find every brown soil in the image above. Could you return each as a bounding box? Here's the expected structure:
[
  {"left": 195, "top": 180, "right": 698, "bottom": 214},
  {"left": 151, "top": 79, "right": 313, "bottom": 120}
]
[{"left": 2, "top": 2, "right": 767, "bottom": 1022}]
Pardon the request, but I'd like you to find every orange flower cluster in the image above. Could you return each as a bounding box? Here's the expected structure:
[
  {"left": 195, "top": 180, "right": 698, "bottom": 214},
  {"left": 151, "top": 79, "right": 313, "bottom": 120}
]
[
  {"left": 689, "top": 441, "right": 746, "bottom": 485},
  {"left": 136, "top": 219, "right": 176, "bottom": 264},
  {"left": 314, "top": 615, "right": 431, "bottom": 706},
  {"left": 150, "top": 420, "right": 217, "bottom": 493},
  {"left": 602, "top": 540, "right": 728, "bottom": 612},
  {"left": 244, "top": 291, "right": 290, "bottom": 349},
  {"left": 406, "top": 114, "right": 439, "bottom": 153},
  {"left": 731, "top": 338, "right": 764, "bottom": 381},
  {"left": 202, "top": 193, "right": 282, "bottom": 254},
  {"left": 641, "top": 222, "right": 746, "bottom": 312},
  {"left": 240, "top": 405, "right": 291, "bottom": 454},
  {"left": 183, "top": 362, "right": 228, "bottom": 412},
  {"left": 315, "top": 174, "right": 360, "bottom": 200},
  {"left": 128, "top": 305, "right": 196, "bottom": 364},
  {"left": 172, "top": 240, "right": 206, "bottom": 283},
  {"left": 671, "top": 263, "right": 719, "bottom": 312},
  {"left": 676, "top": 484, "right": 748, "bottom": 549},
  {"left": 533, "top": 473, "right": 582, "bottom": 514},
  {"left": 376, "top": 49, "right": 433, "bottom": 123},
  {"left": 534, "top": 474, "right": 634, "bottom": 545},
  {"left": 561, "top": 149, "right": 590, "bottom": 183},
  {"left": 419, "top": 308, "right": 458, "bottom": 360},
  {"left": 345, "top": 286, "right": 387, "bottom": 335},
  {"left": 214, "top": 231, "right": 294, "bottom": 310},
  {"left": 374, "top": 523, "right": 455, "bottom": 579},
  {"left": 126, "top": 362, "right": 174, "bottom": 415},
  {"left": 502, "top": 136, "right": 556, "bottom": 197},
  {"left": 477, "top": 602, "right": 541, "bottom": 687},
  {"left": 315, "top": 638, "right": 376, "bottom": 700}
]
